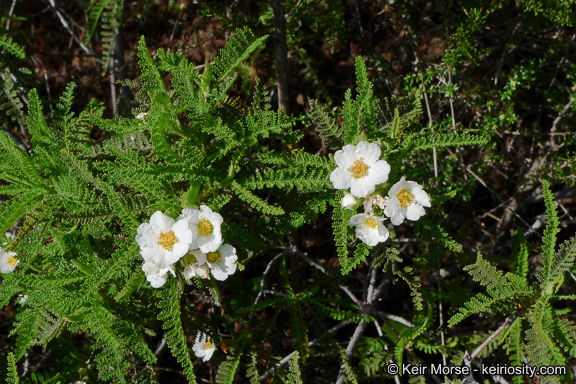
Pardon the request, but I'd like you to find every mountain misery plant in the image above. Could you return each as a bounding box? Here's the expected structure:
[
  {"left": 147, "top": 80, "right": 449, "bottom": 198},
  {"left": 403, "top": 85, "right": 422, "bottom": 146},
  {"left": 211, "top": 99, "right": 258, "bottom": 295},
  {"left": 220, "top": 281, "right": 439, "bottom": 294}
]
[{"left": 3, "top": 26, "right": 554, "bottom": 384}]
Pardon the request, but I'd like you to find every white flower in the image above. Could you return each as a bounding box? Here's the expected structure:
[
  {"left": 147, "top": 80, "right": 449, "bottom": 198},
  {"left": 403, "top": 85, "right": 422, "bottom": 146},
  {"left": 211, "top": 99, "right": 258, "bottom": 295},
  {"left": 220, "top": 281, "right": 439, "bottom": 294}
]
[
  {"left": 136, "top": 211, "right": 193, "bottom": 268},
  {"left": 18, "top": 294, "right": 28, "bottom": 304},
  {"left": 179, "top": 205, "right": 223, "bottom": 253},
  {"left": 0, "top": 248, "right": 19, "bottom": 274},
  {"left": 330, "top": 141, "right": 391, "bottom": 198},
  {"left": 349, "top": 214, "right": 389, "bottom": 246},
  {"left": 193, "top": 333, "right": 216, "bottom": 362},
  {"left": 203, "top": 244, "right": 238, "bottom": 281},
  {"left": 341, "top": 193, "right": 358, "bottom": 210},
  {"left": 383, "top": 177, "right": 431, "bottom": 225},
  {"left": 142, "top": 261, "right": 175, "bottom": 288},
  {"left": 182, "top": 251, "right": 210, "bottom": 280}
]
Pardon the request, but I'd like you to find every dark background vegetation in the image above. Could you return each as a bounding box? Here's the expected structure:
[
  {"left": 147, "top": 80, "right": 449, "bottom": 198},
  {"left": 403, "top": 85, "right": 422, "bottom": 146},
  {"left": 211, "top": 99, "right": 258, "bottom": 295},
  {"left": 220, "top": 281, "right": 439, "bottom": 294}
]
[{"left": 1, "top": 0, "right": 576, "bottom": 383}]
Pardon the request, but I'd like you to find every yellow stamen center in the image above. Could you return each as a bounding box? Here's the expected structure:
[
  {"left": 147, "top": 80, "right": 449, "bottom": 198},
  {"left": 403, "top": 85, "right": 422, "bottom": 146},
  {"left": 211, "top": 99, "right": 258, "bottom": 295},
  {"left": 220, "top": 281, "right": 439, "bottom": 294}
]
[
  {"left": 207, "top": 251, "right": 220, "bottom": 263},
  {"left": 157, "top": 230, "right": 177, "bottom": 251},
  {"left": 7, "top": 256, "right": 18, "bottom": 267},
  {"left": 184, "top": 252, "right": 197, "bottom": 264},
  {"left": 198, "top": 218, "right": 213, "bottom": 237},
  {"left": 205, "top": 339, "right": 213, "bottom": 349},
  {"left": 397, "top": 189, "right": 414, "bottom": 208},
  {"left": 365, "top": 217, "right": 378, "bottom": 229},
  {"left": 347, "top": 158, "right": 369, "bottom": 178}
]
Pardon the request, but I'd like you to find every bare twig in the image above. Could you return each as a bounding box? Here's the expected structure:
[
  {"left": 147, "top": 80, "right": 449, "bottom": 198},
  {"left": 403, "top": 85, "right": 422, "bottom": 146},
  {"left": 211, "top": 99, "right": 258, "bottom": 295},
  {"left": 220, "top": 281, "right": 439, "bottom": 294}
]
[
  {"left": 259, "top": 321, "right": 350, "bottom": 381},
  {"left": 46, "top": 0, "right": 103, "bottom": 65},
  {"left": 109, "top": 57, "right": 117, "bottom": 115},
  {"left": 465, "top": 314, "right": 517, "bottom": 362},
  {"left": 154, "top": 334, "right": 168, "bottom": 358},
  {"left": 254, "top": 252, "right": 284, "bottom": 305},
  {"left": 290, "top": 247, "right": 362, "bottom": 308},
  {"left": 284, "top": 0, "right": 302, "bottom": 18},
  {"left": 421, "top": 81, "right": 438, "bottom": 178},
  {"left": 376, "top": 311, "right": 414, "bottom": 329},
  {"left": 113, "top": 28, "right": 133, "bottom": 103},
  {"left": 336, "top": 261, "right": 392, "bottom": 384},
  {"left": 5, "top": 0, "right": 17, "bottom": 30},
  {"left": 271, "top": 0, "right": 289, "bottom": 113}
]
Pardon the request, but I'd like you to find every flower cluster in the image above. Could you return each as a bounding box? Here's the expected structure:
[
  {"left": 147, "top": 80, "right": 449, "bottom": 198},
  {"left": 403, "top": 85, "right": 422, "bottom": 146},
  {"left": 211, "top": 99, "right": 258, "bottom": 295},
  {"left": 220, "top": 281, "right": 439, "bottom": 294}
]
[
  {"left": 330, "top": 141, "right": 431, "bottom": 246},
  {"left": 136, "top": 205, "right": 237, "bottom": 288},
  {"left": 0, "top": 247, "right": 19, "bottom": 274}
]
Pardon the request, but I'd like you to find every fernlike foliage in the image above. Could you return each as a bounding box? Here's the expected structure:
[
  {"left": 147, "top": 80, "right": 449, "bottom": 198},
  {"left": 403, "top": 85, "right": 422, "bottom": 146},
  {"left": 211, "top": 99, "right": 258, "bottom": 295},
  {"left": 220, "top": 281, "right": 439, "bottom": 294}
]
[
  {"left": 449, "top": 180, "right": 576, "bottom": 383},
  {"left": 0, "top": 28, "right": 343, "bottom": 382},
  {"left": 85, "top": 0, "right": 125, "bottom": 74},
  {"left": 0, "top": 36, "right": 30, "bottom": 127},
  {"left": 5, "top": 22, "right": 557, "bottom": 383}
]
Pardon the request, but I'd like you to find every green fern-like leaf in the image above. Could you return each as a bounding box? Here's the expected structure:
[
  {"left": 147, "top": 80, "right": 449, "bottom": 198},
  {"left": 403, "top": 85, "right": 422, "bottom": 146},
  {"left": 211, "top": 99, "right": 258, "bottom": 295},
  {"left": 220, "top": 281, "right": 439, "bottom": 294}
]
[
  {"left": 245, "top": 352, "right": 260, "bottom": 384},
  {"left": 286, "top": 352, "right": 304, "bottom": 384},
  {"left": 506, "top": 318, "right": 525, "bottom": 384},
  {"left": 0, "top": 68, "right": 26, "bottom": 125},
  {"left": 374, "top": 89, "right": 422, "bottom": 143},
  {"left": 114, "top": 269, "right": 145, "bottom": 302},
  {"left": 85, "top": 0, "right": 107, "bottom": 43},
  {"left": 6, "top": 352, "right": 19, "bottom": 384},
  {"left": 242, "top": 168, "right": 330, "bottom": 191},
  {"left": 213, "top": 27, "right": 268, "bottom": 82},
  {"left": 99, "top": 0, "right": 123, "bottom": 74},
  {"left": 332, "top": 200, "right": 353, "bottom": 274},
  {"left": 231, "top": 181, "right": 285, "bottom": 215},
  {"left": 448, "top": 253, "right": 533, "bottom": 327},
  {"left": 342, "top": 57, "right": 374, "bottom": 143},
  {"left": 0, "top": 36, "right": 29, "bottom": 125},
  {"left": 512, "top": 229, "right": 529, "bottom": 280},
  {"left": 155, "top": 278, "right": 197, "bottom": 384},
  {"left": 138, "top": 36, "right": 165, "bottom": 94},
  {"left": 216, "top": 352, "right": 242, "bottom": 384},
  {"left": 308, "top": 99, "right": 343, "bottom": 149},
  {"left": 404, "top": 132, "right": 489, "bottom": 152},
  {"left": 538, "top": 180, "right": 562, "bottom": 292}
]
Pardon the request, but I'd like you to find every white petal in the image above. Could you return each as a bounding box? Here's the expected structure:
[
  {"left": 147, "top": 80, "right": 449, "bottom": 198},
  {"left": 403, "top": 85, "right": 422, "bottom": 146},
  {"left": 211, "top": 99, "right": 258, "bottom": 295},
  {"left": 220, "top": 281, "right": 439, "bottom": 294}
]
[
  {"left": 356, "top": 225, "right": 378, "bottom": 246},
  {"left": 387, "top": 177, "right": 407, "bottom": 198},
  {"left": 330, "top": 168, "right": 352, "bottom": 190},
  {"left": 173, "top": 219, "right": 193, "bottom": 244},
  {"left": 149, "top": 211, "right": 175, "bottom": 232},
  {"left": 376, "top": 222, "right": 390, "bottom": 242},
  {"left": 405, "top": 204, "right": 426, "bottom": 221},
  {"left": 164, "top": 242, "right": 189, "bottom": 265},
  {"left": 355, "top": 141, "right": 381, "bottom": 164},
  {"left": 350, "top": 177, "right": 377, "bottom": 197},
  {"left": 140, "top": 247, "right": 165, "bottom": 265},
  {"left": 203, "top": 346, "right": 215, "bottom": 361},
  {"left": 384, "top": 199, "right": 405, "bottom": 226},
  {"left": 210, "top": 265, "right": 229, "bottom": 281},
  {"left": 334, "top": 145, "right": 357, "bottom": 168},
  {"left": 136, "top": 223, "right": 160, "bottom": 248},
  {"left": 349, "top": 213, "right": 368, "bottom": 226},
  {"left": 366, "top": 160, "right": 391, "bottom": 185},
  {"left": 412, "top": 189, "right": 431, "bottom": 207},
  {"left": 198, "top": 232, "right": 223, "bottom": 253},
  {"left": 178, "top": 208, "right": 199, "bottom": 221}
]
